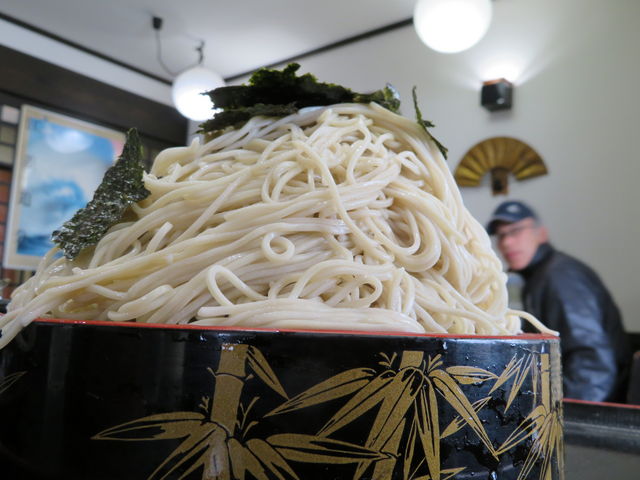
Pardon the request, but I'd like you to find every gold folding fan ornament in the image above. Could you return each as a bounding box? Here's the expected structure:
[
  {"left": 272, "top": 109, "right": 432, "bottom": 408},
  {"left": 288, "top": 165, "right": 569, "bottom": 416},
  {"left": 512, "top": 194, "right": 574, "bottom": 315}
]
[{"left": 454, "top": 137, "right": 547, "bottom": 195}]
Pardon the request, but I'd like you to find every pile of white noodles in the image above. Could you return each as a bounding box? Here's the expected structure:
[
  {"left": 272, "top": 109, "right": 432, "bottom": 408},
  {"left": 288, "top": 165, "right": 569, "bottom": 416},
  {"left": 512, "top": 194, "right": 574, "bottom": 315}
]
[{"left": 0, "top": 103, "right": 545, "bottom": 348}]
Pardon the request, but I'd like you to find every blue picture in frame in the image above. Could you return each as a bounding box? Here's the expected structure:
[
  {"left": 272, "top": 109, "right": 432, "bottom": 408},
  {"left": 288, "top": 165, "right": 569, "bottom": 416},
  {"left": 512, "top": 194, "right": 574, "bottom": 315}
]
[{"left": 4, "top": 106, "right": 125, "bottom": 270}]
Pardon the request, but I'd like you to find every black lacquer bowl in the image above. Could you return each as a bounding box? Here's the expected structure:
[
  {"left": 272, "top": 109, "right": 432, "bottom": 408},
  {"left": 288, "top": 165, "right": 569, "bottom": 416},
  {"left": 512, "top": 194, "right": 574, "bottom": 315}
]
[{"left": 0, "top": 319, "right": 563, "bottom": 480}]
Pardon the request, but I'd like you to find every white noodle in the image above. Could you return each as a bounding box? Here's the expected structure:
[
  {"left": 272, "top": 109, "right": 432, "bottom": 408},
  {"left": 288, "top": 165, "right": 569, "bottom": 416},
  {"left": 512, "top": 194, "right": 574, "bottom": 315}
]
[{"left": 0, "top": 103, "right": 553, "bottom": 349}]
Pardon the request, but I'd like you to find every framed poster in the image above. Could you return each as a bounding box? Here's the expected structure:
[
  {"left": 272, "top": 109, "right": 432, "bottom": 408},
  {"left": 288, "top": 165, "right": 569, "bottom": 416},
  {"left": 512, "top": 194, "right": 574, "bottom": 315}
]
[{"left": 4, "top": 106, "right": 125, "bottom": 270}]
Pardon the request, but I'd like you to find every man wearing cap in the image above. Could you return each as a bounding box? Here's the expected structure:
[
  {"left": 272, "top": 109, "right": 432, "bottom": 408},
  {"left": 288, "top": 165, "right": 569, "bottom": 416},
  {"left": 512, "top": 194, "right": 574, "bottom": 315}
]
[{"left": 487, "top": 200, "right": 630, "bottom": 402}]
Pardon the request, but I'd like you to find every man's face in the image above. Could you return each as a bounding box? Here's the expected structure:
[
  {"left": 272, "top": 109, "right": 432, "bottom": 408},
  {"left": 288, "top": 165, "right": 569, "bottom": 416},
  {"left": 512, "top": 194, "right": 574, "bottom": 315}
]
[{"left": 494, "top": 218, "right": 548, "bottom": 271}]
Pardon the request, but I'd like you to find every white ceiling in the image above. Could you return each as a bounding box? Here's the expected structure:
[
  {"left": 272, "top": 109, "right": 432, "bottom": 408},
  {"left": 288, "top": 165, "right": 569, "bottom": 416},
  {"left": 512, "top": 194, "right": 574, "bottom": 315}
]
[{"left": 1, "top": 0, "right": 417, "bottom": 83}]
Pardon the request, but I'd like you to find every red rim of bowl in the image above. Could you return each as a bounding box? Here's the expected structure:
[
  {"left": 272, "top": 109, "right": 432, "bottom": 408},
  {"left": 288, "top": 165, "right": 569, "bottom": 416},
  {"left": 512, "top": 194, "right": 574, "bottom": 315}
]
[
  {"left": 32, "top": 317, "right": 557, "bottom": 340},
  {"left": 563, "top": 398, "right": 640, "bottom": 410}
]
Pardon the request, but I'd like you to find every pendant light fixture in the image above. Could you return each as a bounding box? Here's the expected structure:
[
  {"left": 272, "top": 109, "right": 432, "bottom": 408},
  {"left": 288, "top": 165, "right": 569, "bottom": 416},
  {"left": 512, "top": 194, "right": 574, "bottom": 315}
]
[
  {"left": 413, "top": 0, "right": 493, "bottom": 54},
  {"left": 171, "top": 46, "right": 225, "bottom": 121},
  {"left": 153, "top": 16, "right": 225, "bottom": 121}
]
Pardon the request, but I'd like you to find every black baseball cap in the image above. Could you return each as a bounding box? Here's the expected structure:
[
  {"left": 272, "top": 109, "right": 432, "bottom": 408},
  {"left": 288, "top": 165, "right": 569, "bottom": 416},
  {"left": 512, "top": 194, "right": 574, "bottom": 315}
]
[{"left": 486, "top": 200, "right": 538, "bottom": 235}]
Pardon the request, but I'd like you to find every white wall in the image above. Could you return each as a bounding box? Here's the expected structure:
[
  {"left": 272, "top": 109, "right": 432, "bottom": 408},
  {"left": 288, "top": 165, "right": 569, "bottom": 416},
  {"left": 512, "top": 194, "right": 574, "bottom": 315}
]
[{"left": 2, "top": 1, "right": 639, "bottom": 330}]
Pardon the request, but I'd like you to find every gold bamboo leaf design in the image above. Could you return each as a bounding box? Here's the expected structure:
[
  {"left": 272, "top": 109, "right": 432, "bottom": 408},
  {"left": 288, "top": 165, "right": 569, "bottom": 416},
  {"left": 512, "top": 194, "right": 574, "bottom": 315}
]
[
  {"left": 92, "top": 345, "right": 561, "bottom": 480},
  {"left": 94, "top": 343, "right": 289, "bottom": 480},
  {"left": 441, "top": 397, "right": 492, "bottom": 440},
  {"left": 94, "top": 408, "right": 235, "bottom": 479},
  {"left": 505, "top": 355, "right": 534, "bottom": 412},
  {"left": 378, "top": 352, "right": 397, "bottom": 368},
  {"left": 228, "top": 437, "right": 268, "bottom": 480},
  {"left": 365, "top": 367, "right": 425, "bottom": 449},
  {"left": 416, "top": 382, "right": 440, "bottom": 480},
  {"left": 426, "top": 354, "right": 443, "bottom": 371},
  {"left": 353, "top": 357, "right": 426, "bottom": 480},
  {"left": 369, "top": 417, "right": 406, "bottom": 480},
  {"left": 92, "top": 412, "right": 207, "bottom": 441},
  {"left": 247, "top": 346, "right": 288, "bottom": 399},
  {"left": 496, "top": 352, "right": 561, "bottom": 480},
  {"left": 404, "top": 417, "right": 419, "bottom": 480},
  {"left": 238, "top": 397, "right": 261, "bottom": 437},
  {"left": 532, "top": 355, "right": 540, "bottom": 402},
  {"left": 148, "top": 425, "right": 226, "bottom": 480},
  {"left": 350, "top": 367, "right": 425, "bottom": 479},
  {"left": 496, "top": 405, "right": 547, "bottom": 455},
  {"left": 0, "top": 371, "right": 25, "bottom": 395},
  {"left": 489, "top": 355, "right": 522, "bottom": 394},
  {"left": 445, "top": 366, "right": 498, "bottom": 385},
  {"left": 268, "top": 433, "right": 390, "bottom": 464},
  {"left": 531, "top": 353, "right": 562, "bottom": 480},
  {"left": 429, "top": 369, "right": 497, "bottom": 458},
  {"left": 413, "top": 467, "right": 466, "bottom": 480},
  {"left": 368, "top": 373, "right": 421, "bottom": 452},
  {"left": 230, "top": 438, "right": 300, "bottom": 480},
  {"left": 318, "top": 371, "right": 395, "bottom": 436},
  {"left": 552, "top": 415, "right": 564, "bottom": 479},
  {"left": 538, "top": 432, "right": 554, "bottom": 480},
  {"left": 266, "top": 368, "right": 376, "bottom": 417},
  {"left": 246, "top": 438, "right": 300, "bottom": 480},
  {"left": 515, "top": 413, "right": 555, "bottom": 480}
]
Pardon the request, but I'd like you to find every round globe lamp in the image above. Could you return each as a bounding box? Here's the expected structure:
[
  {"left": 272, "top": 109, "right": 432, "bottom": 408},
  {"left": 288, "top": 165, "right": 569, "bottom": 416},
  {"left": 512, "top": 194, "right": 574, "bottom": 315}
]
[
  {"left": 414, "top": 0, "right": 493, "bottom": 54},
  {"left": 172, "top": 66, "right": 225, "bottom": 121}
]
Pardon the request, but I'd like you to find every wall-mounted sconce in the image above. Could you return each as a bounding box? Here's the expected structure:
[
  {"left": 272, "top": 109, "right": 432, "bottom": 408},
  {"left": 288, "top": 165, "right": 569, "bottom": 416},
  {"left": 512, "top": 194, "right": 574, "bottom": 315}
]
[
  {"left": 481, "top": 78, "right": 512, "bottom": 111},
  {"left": 152, "top": 16, "right": 225, "bottom": 121},
  {"left": 454, "top": 137, "right": 547, "bottom": 195},
  {"left": 413, "top": 0, "right": 493, "bottom": 54}
]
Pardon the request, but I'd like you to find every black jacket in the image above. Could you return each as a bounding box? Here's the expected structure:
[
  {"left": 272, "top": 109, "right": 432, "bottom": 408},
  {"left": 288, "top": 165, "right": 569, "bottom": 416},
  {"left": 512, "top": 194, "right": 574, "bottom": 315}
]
[{"left": 520, "top": 243, "right": 630, "bottom": 402}]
